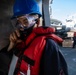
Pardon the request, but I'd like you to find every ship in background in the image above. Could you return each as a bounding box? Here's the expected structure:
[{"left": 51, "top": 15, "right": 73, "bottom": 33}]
[{"left": 65, "top": 14, "right": 76, "bottom": 32}]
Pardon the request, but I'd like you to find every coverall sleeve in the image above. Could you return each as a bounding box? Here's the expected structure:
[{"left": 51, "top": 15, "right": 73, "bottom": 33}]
[{"left": 39, "top": 39, "right": 68, "bottom": 75}]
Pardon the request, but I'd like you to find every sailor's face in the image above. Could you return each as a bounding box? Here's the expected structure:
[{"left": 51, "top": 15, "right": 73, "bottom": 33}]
[
  {"left": 17, "top": 16, "right": 29, "bottom": 29},
  {"left": 15, "top": 14, "right": 37, "bottom": 30},
  {"left": 17, "top": 15, "right": 29, "bottom": 29}
]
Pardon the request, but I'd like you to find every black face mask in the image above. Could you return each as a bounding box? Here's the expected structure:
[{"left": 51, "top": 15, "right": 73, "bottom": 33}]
[{"left": 19, "top": 25, "right": 34, "bottom": 40}]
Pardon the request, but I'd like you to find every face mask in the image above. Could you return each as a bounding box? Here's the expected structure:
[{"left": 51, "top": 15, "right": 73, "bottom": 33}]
[
  {"left": 11, "top": 14, "right": 38, "bottom": 39},
  {"left": 16, "top": 14, "right": 38, "bottom": 29}
]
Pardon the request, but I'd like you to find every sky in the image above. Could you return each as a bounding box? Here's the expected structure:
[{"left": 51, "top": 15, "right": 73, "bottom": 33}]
[{"left": 51, "top": 0, "right": 76, "bottom": 23}]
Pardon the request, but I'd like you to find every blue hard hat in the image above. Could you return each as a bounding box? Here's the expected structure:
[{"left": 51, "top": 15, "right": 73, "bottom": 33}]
[{"left": 12, "top": 0, "right": 42, "bottom": 19}]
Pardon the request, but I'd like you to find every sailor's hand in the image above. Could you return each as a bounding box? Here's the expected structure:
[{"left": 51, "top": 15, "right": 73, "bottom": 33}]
[{"left": 7, "top": 30, "right": 22, "bottom": 51}]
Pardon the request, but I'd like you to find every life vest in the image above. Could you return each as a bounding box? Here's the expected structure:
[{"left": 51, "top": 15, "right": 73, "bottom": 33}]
[{"left": 10, "top": 27, "right": 63, "bottom": 75}]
